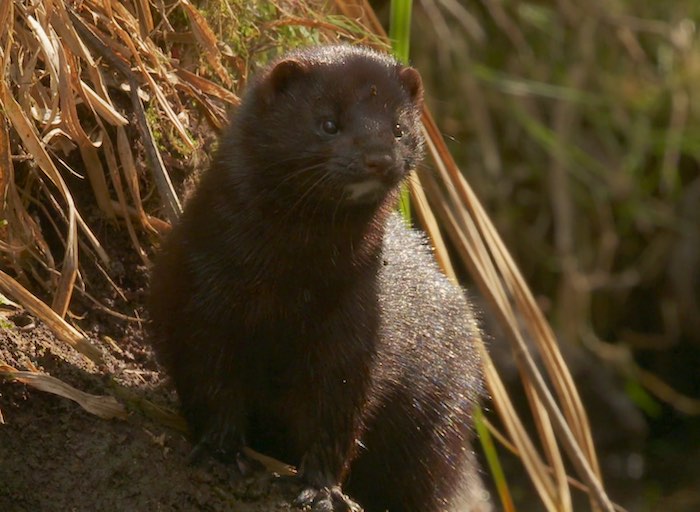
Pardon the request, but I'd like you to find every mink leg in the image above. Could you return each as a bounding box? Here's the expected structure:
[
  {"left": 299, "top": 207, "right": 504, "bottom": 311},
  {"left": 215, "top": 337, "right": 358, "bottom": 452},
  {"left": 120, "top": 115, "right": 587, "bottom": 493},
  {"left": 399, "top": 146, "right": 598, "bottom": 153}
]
[{"left": 294, "top": 442, "right": 363, "bottom": 512}]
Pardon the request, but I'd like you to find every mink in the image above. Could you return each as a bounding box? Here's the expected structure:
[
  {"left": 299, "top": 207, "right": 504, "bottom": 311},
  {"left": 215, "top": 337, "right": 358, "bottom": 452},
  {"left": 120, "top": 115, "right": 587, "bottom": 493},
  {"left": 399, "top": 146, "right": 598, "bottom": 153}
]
[{"left": 148, "top": 44, "right": 490, "bottom": 512}]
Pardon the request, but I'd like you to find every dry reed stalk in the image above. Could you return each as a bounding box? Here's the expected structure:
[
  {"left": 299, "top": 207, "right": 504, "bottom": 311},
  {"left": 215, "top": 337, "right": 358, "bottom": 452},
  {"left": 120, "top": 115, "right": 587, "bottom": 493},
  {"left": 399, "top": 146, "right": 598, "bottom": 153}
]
[
  {"left": 0, "top": 364, "right": 127, "bottom": 420},
  {"left": 0, "top": 270, "right": 103, "bottom": 364}
]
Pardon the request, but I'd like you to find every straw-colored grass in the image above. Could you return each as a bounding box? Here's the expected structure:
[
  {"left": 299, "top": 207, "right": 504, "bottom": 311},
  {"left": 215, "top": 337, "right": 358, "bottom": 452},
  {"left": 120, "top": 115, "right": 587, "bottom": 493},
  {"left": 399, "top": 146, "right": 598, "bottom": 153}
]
[{"left": 0, "top": 364, "right": 126, "bottom": 420}]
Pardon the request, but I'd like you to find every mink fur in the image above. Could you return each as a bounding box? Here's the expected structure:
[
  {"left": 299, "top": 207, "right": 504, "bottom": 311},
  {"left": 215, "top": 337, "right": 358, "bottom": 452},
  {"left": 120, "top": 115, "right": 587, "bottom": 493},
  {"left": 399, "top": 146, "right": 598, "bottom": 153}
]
[{"left": 148, "top": 44, "right": 490, "bottom": 512}]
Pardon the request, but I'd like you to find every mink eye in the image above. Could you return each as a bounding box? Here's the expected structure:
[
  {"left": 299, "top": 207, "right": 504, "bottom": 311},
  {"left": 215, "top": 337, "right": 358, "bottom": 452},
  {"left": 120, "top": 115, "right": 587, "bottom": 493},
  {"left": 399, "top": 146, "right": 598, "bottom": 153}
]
[
  {"left": 321, "top": 119, "right": 339, "bottom": 135},
  {"left": 393, "top": 123, "right": 404, "bottom": 138}
]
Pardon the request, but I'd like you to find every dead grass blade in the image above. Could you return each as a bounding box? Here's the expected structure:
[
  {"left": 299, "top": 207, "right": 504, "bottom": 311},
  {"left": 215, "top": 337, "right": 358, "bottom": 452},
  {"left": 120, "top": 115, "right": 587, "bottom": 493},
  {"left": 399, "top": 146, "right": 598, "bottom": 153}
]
[
  {"left": 0, "top": 107, "right": 12, "bottom": 241},
  {"left": 242, "top": 447, "right": 297, "bottom": 477},
  {"left": 408, "top": 171, "right": 457, "bottom": 282},
  {"left": 0, "top": 82, "right": 78, "bottom": 318},
  {"left": 421, "top": 109, "right": 612, "bottom": 510},
  {"left": 100, "top": 119, "right": 150, "bottom": 266},
  {"left": 180, "top": 0, "right": 232, "bottom": 87},
  {"left": 134, "top": 0, "right": 155, "bottom": 35},
  {"left": 482, "top": 346, "right": 559, "bottom": 510},
  {"left": 115, "top": 127, "right": 160, "bottom": 235},
  {"left": 0, "top": 270, "right": 103, "bottom": 365},
  {"left": 80, "top": 80, "right": 129, "bottom": 126},
  {"left": 175, "top": 66, "right": 240, "bottom": 104},
  {"left": 110, "top": 200, "right": 171, "bottom": 236},
  {"left": 109, "top": 384, "right": 297, "bottom": 476},
  {"left": 129, "top": 82, "right": 183, "bottom": 224},
  {"left": 110, "top": 384, "right": 189, "bottom": 432},
  {"left": 26, "top": 5, "right": 116, "bottom": 220},
  {"left": 172, "top": 67, "right": 239, "bottom": 129},
  {"left": 66, "top": 8, "right": 183, "bottom": 224},
  {"left": 0, "top": 364, "right": 126, "bottom": 420},
  {"left": 0, "top": 1, "right": 11, "bottom": 41}
]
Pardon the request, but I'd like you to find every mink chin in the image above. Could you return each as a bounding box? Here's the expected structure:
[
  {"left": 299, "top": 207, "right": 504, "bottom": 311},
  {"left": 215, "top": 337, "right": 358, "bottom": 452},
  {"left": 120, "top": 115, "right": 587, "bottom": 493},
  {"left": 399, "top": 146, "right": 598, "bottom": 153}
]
[{"left": 148, "top": 44, "right": 491, "bottom": 512}]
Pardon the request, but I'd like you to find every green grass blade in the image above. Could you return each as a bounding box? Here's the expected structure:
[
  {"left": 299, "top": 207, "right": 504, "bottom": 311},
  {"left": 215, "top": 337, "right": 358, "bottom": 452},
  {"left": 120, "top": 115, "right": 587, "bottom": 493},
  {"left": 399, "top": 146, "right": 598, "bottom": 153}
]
[
  {"left": 389, "top": 0, "right": 413, "bottom": 222},
  {"left": 474, "top": 406, "right": 516, "bottom": 512}
]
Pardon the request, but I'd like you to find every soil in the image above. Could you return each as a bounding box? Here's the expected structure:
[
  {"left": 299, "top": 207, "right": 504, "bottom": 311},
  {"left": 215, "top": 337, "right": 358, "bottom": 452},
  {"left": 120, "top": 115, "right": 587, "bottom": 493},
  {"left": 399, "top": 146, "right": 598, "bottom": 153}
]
[
  {"left": 0, "top": 221, "right": 304, "bottom": 512},
  {"left": 0, "top": 324, "right": 307, "bottom": 512}
]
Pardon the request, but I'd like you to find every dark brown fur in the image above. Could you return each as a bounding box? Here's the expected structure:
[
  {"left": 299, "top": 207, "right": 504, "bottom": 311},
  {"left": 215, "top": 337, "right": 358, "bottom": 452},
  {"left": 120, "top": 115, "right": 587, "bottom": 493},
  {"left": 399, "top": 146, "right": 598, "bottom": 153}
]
[{"left": 148, "top": 45, "right": 489, "bottom": 512}]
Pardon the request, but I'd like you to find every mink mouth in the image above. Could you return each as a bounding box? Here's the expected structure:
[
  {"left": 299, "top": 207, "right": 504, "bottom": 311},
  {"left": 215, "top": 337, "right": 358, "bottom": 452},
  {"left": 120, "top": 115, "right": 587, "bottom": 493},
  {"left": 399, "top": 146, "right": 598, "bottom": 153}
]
[
  {"left": 340, "top": 162, "right": 406, "bottom": 204},
  {"left": 344, "top": 178, "right": 387, "bottom": 202}
]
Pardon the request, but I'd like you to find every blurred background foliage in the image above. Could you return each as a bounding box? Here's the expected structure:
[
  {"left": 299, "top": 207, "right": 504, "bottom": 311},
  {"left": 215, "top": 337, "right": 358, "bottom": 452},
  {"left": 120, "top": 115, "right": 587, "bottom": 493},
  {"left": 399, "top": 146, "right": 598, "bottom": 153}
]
[{"left": 372, "top": 0, "right": 700, "bottom": 509}]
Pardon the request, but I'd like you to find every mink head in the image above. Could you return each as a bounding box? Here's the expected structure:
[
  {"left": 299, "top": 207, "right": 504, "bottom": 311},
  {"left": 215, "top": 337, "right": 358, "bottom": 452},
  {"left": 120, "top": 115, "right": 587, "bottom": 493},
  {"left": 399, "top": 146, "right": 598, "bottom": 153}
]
[{"left": 229, "top": 45, "right": 425, "bottom": 213}]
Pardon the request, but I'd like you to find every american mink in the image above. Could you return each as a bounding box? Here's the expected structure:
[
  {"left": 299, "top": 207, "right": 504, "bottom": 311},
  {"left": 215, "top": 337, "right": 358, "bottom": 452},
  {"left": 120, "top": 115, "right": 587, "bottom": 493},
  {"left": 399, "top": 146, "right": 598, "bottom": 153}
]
[{"left": 148, "top": 45, "right": 489, "bottom": 512}]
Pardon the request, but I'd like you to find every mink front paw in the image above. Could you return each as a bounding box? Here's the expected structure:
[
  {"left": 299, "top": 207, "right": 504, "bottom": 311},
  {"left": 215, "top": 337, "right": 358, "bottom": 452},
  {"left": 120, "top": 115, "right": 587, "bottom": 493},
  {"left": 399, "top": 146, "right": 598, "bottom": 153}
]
[
  {"left": 188, "top": 428, "right": 262, "bottom": 477},
  {"left": 293, "top": 485, "right": 363, "bottom": 512}
]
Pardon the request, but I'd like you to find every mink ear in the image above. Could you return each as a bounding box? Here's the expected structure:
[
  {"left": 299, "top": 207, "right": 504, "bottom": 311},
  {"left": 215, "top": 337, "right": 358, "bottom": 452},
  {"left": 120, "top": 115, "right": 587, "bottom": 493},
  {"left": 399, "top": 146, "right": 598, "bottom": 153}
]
[
  {"left": 261, "top": 58, "right": 308, "bottom": 102},
  {"left": 399, "top": 66, "right": 424, "bottom": 108}
]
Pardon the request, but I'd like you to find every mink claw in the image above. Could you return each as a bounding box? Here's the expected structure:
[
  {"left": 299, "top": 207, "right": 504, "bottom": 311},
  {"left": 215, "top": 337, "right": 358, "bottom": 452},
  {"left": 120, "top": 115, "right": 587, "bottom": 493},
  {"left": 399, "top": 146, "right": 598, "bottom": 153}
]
[{"left": 293, "top": 485, "right": 363, "bottom": 512}]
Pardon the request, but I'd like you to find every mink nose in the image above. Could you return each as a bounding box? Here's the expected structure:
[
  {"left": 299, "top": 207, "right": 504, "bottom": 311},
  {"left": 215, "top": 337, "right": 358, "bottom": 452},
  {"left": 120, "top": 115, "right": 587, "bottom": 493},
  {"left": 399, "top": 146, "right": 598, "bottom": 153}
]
[{"left": 363, "top": 152, "right": 393, "bottom": 175}]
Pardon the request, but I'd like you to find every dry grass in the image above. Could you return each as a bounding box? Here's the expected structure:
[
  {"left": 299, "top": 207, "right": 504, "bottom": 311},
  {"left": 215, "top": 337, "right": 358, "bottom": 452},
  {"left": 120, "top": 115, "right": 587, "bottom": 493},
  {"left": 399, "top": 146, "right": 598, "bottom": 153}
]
[
  {"left": 0, "top": 364, "right": 126, "bottom": 420},
  {"left": 0, "top": 0, "right": 372, "bottom": 316}
]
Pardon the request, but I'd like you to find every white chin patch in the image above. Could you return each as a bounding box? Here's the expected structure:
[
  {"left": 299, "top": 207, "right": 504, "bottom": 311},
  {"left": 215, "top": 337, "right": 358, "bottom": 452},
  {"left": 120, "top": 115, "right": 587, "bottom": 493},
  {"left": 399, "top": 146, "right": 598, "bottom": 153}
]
[{"left": 345, "top": 179, "right": 385, "bottom": 200}]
